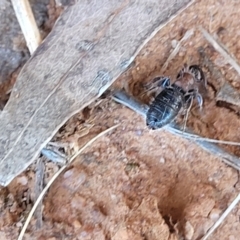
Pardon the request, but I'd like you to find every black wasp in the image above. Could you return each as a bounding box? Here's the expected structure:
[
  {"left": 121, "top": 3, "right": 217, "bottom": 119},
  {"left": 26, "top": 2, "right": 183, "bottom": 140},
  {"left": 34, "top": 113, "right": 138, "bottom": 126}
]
[{"left": 146, "top": 64, "right": 206, "bottom": 130}]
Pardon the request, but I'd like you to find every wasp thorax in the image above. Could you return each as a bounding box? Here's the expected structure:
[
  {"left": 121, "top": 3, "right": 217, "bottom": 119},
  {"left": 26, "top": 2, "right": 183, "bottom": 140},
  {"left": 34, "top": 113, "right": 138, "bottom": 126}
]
[{"left": 174, "top": 72, "right": 195, "bottom": 92}]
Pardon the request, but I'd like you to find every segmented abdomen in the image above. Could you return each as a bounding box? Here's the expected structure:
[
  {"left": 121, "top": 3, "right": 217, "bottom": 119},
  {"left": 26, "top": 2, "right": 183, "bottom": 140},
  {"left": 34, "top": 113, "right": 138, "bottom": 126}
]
[{"left": 146, "top": 87, "right": 183, "bottom": 129}]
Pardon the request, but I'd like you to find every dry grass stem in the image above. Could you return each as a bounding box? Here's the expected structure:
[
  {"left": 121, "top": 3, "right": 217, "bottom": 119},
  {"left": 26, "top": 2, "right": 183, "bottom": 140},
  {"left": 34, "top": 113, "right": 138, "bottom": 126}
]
[
  {"left": 201, "top": 192, "right": 240, "bottom": 240},
  {"left": 161, "top": 29, "right": 194, "bottom": 73},
  {"left": 167, "top": 126, "right": 240, "bottom": 146},
  {"left": 200, "top": 27, "right": 240, "bottom": 76},
  {"left": 11, "top": 0, "right": 41, "bottom": 54},
  {"left": 17, "top": 124, "right": 119, "bottom": 240},
  {"left": 34, "top": 158, "right": 44, "bottom": 229}
]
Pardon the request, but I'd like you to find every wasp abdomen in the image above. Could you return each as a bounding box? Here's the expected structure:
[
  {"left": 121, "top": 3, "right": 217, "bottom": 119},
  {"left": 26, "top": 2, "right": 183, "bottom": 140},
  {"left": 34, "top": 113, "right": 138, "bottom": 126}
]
[{"left": 146, "top": 86, "right": 183, "bottom": 129}]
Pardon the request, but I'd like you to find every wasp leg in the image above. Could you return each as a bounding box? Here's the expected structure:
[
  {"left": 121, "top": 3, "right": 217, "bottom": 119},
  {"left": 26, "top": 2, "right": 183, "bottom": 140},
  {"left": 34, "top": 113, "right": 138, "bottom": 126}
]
[
  {"left": 182, "top": 89, "right": 203, "bottom": 131},
  {"left": 182, "top": 95, "right": 194, "bottom": 131},
  {"left": 184, "top": 90, "right": 203, "bottom": 108},
  {"left": 176, "top": 63, "right": 188, "bottom": 79},
  {"left": 196, "top": 93, "right": 203, "bottom": 108},
  {"left": 142, "top": 76, "right": 171, "bottom": 98},
  {"left": 144, "top": 76, "right": 170, "bottom": 90},
  {"left": 189, "top": 65, "right": 206, "bottom": 86}
]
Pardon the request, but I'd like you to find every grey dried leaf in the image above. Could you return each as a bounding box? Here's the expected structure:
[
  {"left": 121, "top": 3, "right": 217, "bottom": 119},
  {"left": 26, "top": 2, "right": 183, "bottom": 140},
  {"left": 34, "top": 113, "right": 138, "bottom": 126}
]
[{"left": 217, "top": 82, "right": 240, "bottom": 107}]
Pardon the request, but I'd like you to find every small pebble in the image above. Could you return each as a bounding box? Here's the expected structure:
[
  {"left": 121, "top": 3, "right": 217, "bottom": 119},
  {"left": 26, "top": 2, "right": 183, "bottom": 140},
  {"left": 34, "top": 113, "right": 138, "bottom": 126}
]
[
  {"left": 17, "top": 176, "right": 28, "bottom": 185},
  {"left": 171, "top": 39, "right": 178, "bottom": 48},
  {"left": 179, "top": 51, "right": 185, "bottom": 57},
  {"left": 77, "top": 172, "right": 86, "bottom": 185},
  {"left": 135, "top": 129, "right": 143, "bottom": 136},
  {"left": 93, "top": 151, "right": 100, "bottom": 157},
  {"left": 208, "top": 177, "right": 213, "bottom": 182},
  {"left": 73, "top": 220, "right": 82, "bottom": 229},
  {"left": 209, "top": 208, "right": 221, "bottom": 221},
  {"left": 16, "top": 222, "right": 23, "bottom": 228},
  {"left": 159, "top": 157, "right": 165, "bottom": 164},
  {"left": 64, "top": 169, "right": 74, "bottom": 178}
]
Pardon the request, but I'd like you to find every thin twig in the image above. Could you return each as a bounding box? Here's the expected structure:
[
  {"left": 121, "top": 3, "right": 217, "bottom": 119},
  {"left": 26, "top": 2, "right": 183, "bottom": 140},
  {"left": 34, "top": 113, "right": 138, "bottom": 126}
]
[
  {"left": 200, "top": 27, "right": 240, "bottom": 76},
  {"left": 183, "top": 96, "right": 193, "bottom": 131},
  {"left": 11, "top": 0, "right": 41, "bottom": 54},
  {"left": 112, "top": 90, "right": 149, "bottom": 117},
  {"left": 112, "top": 90, "right": 240, "bottom": 170},
  {"left": 166, "top": 125, "right": 240, "bottom": 170},
  {"left": 201, "top": 193, "right": 240, "bottom": 240},
  {"left": 34, "top": 158, "right": 44, "bottom": 229},
  {"left": 161, "top": 29, "right": 194, "bottom": 73},
  {"left": 167, "top": 126, "right": 240, "bottom": 146},
  {"left": 198, "top": 46, "right": 225, "bottom": 86},
  {"left": 18, "top": 124, "right": 119, "bottom": 240},
  {"left": 113, "top": 90, "right": 240, "bottom": 146}
]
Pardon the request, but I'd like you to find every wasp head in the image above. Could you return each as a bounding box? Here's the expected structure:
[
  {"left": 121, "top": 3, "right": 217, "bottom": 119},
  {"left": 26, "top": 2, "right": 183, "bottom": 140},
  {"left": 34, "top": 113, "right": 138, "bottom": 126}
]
[{"left": 174, "top": 64, "right": 206, "bottom": 93}]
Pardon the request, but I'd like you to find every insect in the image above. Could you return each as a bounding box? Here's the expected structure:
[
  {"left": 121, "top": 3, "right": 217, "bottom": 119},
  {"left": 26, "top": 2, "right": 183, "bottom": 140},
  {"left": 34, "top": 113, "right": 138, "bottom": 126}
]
[
  {"left": 111, "top": 68, "right": 240, "bottom": 172},
  {"left": 146, "top": 64, "right": 206, "bottom": 130}
]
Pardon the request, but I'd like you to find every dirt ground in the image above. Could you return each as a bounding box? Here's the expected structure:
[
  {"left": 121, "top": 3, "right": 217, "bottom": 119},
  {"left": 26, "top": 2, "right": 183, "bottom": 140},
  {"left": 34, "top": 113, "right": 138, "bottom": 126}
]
[{"left": 1, "top": 0, "right": 240, "bottom": 239}]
